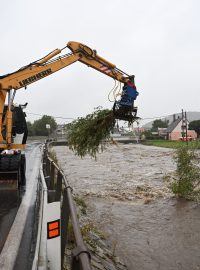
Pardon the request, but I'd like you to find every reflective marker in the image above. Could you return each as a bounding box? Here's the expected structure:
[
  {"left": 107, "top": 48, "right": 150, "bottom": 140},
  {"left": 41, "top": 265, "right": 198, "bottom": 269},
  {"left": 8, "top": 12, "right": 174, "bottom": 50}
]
[{"left": 47, "top": 219, "right": 60, "bottom": 239}]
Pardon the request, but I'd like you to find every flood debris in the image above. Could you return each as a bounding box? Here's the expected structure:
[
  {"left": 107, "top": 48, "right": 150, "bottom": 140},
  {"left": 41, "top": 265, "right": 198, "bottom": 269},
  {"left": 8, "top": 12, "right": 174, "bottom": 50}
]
[{"left": 66, "top": 107, "right": 116, "bottom": 159}]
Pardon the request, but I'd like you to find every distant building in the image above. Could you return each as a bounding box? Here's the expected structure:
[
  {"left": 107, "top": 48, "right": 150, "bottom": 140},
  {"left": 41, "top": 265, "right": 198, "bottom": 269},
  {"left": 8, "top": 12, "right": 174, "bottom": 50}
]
[
  {"left": 56, "top": 124, "right": 66, "bottom": 137},
  {"left": 165, "top": 117, "right": 197, "bottom": 140},
  {"left": 158, "top": 128, "right": 167, "bottom": 137}
]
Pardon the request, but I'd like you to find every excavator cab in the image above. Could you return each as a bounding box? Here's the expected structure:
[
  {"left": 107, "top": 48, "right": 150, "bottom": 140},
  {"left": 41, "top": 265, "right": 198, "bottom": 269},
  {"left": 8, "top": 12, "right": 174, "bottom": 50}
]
[
  {"left": 0, "top": 104, "right": 27, "bottom": 189},
  {"left": 113, "top": 77, "right": 138, "bottom": 123},
  {"left": 12, "top": 104, "right": 28, "bottom": 145},
  {"left": 2, "top": 103, "right": 28, "bottom": 145}
]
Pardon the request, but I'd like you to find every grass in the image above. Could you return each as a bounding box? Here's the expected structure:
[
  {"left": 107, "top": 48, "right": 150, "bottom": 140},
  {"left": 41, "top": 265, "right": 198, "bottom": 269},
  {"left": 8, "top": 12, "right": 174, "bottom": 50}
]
[
  {"left": 74, "top": 196, "right": 87, "bottom": 215},
  {"left": 141, "top": 139, "right": 200, "bottom": 149}
]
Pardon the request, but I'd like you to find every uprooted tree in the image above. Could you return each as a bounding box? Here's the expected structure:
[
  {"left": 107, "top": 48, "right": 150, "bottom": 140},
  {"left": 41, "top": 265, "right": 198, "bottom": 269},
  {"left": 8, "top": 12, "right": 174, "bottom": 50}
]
[{"left": 66, "top": 107, "right": 116, "bottom": 159}]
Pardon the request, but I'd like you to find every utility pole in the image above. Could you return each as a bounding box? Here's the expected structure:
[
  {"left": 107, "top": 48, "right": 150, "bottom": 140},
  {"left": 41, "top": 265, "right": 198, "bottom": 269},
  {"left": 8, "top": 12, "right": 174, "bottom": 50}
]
[
  {"left": 181, "top": 109, "right": 185, "bottom": 140},
  {"left": 181, "top": 109, "right": 188, "bottom": 145},
  {"left": 185, "top": 111, "right": 188, "bottom": 145}
]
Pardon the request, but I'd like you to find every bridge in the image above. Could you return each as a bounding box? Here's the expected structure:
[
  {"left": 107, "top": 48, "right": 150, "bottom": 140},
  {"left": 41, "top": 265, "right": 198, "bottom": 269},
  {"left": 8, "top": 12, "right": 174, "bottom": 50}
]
[{"left": 0, "top": 141, "right": 92, "bottom": 270}]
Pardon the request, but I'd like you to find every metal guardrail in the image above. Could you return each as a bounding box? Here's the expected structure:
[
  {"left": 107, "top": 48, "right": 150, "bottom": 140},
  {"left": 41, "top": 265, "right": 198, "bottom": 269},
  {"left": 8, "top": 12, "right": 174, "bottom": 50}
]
[
  {"left": 32, "top": 167, "right": 48, "bottom": 270},
  {"left": 42, "top": 145, "right": 92, "bottom": 270},
  {"left": 0, "top": 142, "right": 91, "bottom": 270}
]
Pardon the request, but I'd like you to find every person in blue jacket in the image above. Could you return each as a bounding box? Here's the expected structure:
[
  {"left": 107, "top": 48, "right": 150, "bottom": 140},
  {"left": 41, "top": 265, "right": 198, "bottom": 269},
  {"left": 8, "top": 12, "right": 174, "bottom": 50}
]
[{"left": 119, "top": 80, "right": 139, "bottom": 107}]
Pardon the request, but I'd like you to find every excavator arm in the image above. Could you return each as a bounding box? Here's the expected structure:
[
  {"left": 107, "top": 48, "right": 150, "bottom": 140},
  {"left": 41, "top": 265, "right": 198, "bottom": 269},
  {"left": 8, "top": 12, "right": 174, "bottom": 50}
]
[
  {"left": 0, "top": 41, "right": 138, "bottom": 149},
  {"left": 0, "top": 41, "right": 131, "bottom": 91},
  {"left": 0, "top": 41, "right": 139, "bottom": 190}
]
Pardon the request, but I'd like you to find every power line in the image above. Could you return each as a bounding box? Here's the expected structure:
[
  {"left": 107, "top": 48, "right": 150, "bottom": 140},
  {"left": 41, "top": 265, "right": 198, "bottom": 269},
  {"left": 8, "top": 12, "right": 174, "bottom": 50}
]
[
  {"left": 26, "top": 112, "right": 75, "bottom": 120},
  {"left": 26, "top": 111, "right": 178, "bottom": 123},
  {"left": 141, "top": 114, "right": 173, "bottom": 120}
]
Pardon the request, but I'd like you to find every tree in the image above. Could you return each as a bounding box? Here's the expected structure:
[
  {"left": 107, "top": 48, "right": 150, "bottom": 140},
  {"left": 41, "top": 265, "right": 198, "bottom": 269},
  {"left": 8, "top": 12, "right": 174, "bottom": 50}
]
[
  {"left": 66, "top": 108, "right": 115, "bottom": 159},
  {"left": 189, "top": 120, "right": 200, "bottom": 137},
  {"left": 151, "top": 119, "right": 169, "bottom": 131},
  {"left": 33, "top": 115, "right": 57, "bottom": 136},
  {"left": 27, "top": 121, "right": 34, "bottom": 136}
]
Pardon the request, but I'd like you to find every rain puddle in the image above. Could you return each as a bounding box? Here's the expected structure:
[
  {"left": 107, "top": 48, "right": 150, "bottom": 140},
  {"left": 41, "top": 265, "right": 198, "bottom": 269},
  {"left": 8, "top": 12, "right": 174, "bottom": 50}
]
[{"left": 54, "top": 143, "right": 200, "bottom": 270}]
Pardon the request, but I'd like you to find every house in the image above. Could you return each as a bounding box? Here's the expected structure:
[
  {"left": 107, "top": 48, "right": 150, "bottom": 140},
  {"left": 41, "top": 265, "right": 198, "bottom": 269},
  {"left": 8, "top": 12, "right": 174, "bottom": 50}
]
[{"left": 165, "top": 117, "right": 197, "bottom": 141}]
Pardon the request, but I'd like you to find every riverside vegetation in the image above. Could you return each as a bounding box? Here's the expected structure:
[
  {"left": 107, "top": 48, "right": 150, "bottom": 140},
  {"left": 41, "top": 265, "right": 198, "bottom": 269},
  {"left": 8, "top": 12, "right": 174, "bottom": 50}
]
[
  {"left": 169, "top": 145, "right": 200, "bottom": 201},
  {"left": 142, "top": 139, "right": 200, "bottom": 201},
  {"left": 142, "top": 139, "right": 200, "bottom": 149}
]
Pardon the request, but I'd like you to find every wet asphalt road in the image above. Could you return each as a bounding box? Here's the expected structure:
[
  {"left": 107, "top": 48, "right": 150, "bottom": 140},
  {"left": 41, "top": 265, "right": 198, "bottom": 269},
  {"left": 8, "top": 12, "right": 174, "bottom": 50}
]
[
  {"left": 0, "top": 190, "right": 21, "bottom": 253},
  {"left": 0, "top": 142, "right": 41, "bottom": 268}
]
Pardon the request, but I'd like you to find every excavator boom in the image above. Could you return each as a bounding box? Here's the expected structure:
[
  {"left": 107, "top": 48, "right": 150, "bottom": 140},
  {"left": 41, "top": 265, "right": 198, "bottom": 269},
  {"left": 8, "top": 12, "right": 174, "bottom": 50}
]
[
  {"left": 0, "top": 41, "right": 139, "bottom": 189},
  {"left": 0, "top": 42, "right": 130, "bottom": 91}
]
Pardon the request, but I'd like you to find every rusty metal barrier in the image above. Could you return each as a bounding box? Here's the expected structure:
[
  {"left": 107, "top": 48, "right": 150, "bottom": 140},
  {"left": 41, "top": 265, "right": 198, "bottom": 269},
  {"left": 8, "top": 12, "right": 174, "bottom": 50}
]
[{"left": 43, "top": 144, "right": 92, "bottom": 270}]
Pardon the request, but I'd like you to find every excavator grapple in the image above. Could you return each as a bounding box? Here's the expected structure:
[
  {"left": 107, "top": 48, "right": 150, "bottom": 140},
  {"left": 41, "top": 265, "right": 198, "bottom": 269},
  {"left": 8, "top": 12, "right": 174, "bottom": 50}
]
[{"left": 113, "top": 102, "right": 138, "bottom": 123}]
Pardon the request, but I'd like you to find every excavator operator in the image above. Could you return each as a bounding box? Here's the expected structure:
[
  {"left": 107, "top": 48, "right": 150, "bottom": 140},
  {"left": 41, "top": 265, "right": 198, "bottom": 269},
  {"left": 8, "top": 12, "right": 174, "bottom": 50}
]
[
  {"left": 113, "top": 75, "right": 138, "bottom": 122},
  {"left": 120, "top": 80, "right": 139, "bottom": 107}
]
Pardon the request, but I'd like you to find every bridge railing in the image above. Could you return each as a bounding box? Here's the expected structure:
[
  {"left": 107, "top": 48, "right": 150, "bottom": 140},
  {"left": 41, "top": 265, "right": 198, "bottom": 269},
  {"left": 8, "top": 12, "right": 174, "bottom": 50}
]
[{"left": 42, "top": 144, "right": 92, "bottom": 270}]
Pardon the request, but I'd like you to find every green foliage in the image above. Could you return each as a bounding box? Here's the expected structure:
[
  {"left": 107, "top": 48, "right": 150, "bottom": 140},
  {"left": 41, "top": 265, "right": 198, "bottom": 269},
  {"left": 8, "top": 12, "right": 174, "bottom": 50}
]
[
  {"left": 170, "top": 146, "right": 200, "bottom": 200},
  {"left": 142, "top": 130, "right": 153, "bottom": 140},
  {"left": 33, "top": 115, "right": 57, "bottom": 136},
  {"left": 189, "top": 120, "right": 200, "bottom": 137},
  {"left": 142, "top": 130, "right": 165, "bottom": 140},
  {"left": 27, "top": 115, "right": 57, "bottom": 136},
  {"left": 27, "top": 121, "right": 34, "bottom": 136},
  {"left": 66, "top": 107, "right": 116, "bottom": 159},
  {"left": 74, "top": 196, "right": 87, "bottom": 215},
  {"left": 142, "top": 139, "right": 182, "bottom": 148},
  {"left": 142, "top": 139, "right": 200, "bottom": 149},
  {"left": 151, "top": 119, "right": 169, "bottom": 131}
]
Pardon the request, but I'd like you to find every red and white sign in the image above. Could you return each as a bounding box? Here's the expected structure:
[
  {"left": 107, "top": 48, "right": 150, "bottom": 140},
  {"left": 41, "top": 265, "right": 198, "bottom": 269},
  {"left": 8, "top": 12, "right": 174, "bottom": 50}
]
[{"left": 99, "top": 65, "right": 112, "bottom": 75}]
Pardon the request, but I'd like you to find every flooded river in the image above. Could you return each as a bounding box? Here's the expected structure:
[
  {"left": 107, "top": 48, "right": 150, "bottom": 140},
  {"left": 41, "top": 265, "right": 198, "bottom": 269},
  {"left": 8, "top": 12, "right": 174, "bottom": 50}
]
[{"left": 54, "top": 143, "right": 200, "bottom": 270}]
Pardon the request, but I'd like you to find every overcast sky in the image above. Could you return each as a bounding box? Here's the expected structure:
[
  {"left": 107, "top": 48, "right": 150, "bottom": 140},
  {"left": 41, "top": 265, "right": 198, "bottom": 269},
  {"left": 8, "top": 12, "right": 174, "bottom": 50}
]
[{"left": 1, "top": 0, "right": 200, "bottom": 125}]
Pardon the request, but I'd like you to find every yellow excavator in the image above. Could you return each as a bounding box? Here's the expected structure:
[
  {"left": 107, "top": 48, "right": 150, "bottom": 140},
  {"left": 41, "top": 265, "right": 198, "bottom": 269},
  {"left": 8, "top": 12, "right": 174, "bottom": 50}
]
[{"left": 0, "top": 41, "right": 139, "bottom": 189}]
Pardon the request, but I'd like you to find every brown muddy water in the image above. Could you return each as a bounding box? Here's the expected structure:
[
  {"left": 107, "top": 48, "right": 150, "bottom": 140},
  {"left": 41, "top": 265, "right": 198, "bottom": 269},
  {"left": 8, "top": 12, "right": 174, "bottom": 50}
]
[{"left": 54, "top": 144, "right": 200, "bottom": 270}]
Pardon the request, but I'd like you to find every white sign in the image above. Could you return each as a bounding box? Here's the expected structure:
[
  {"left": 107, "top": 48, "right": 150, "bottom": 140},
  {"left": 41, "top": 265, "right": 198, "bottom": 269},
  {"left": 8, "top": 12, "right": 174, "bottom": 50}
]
[
  {"left": 46, "top": 124, "right": 51, "bottom": 129},
  {"left": 47, "top": 202, "right": 61, "bottom": 270}
]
